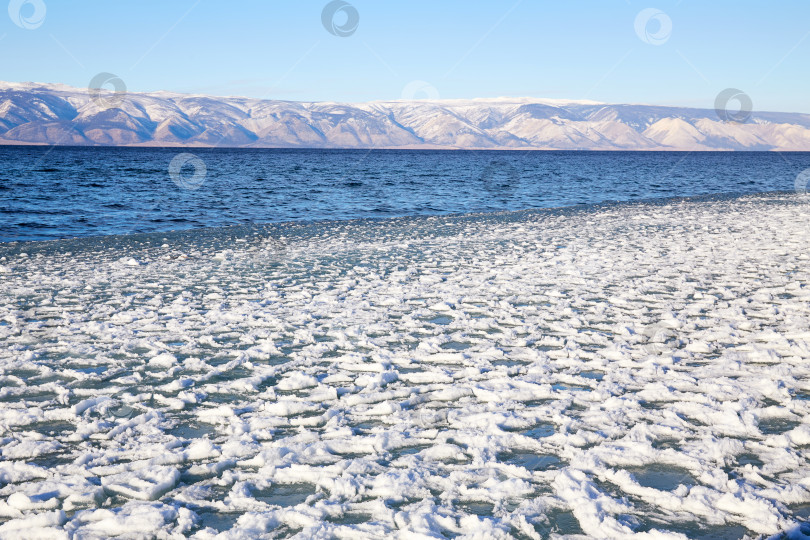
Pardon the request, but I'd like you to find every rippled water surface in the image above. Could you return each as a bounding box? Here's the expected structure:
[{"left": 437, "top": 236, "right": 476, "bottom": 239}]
[{"left": 2, "top": 146, "right": 810, "bottom": 242}]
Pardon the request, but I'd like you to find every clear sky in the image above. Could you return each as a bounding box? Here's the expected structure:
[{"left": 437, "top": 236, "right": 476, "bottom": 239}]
[{"left": 2, "top": 0, "right": 808, "bottom": 112}]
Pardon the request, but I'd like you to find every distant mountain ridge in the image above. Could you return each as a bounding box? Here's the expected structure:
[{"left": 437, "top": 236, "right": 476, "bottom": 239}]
[{"left": 1, "top": 81, "right": 810, "bottom": 150}]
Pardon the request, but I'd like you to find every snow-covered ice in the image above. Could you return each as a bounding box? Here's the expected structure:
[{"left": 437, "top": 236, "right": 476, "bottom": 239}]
[{"left": 1, "top": 193, "right": 810, "bottom": 538}]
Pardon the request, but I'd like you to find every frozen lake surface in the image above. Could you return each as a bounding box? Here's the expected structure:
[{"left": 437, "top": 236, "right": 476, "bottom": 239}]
[{"left": 1, "top": 193, "right": 810, "bottom": 538}]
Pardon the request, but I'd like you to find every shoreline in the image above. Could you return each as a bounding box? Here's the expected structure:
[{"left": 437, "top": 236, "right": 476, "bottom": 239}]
[{"left": 1, "top": 189, "right": 804, "bottom": 247}]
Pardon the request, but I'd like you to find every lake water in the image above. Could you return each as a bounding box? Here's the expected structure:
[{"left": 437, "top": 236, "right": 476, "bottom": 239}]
[{"left": 2, "top": 146, "right": 810, "bottom": 242}]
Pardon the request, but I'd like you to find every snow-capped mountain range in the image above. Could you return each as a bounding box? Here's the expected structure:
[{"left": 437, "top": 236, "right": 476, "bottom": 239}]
[{"left": 2, "top": 81, "right": 810, "bottom": 150}]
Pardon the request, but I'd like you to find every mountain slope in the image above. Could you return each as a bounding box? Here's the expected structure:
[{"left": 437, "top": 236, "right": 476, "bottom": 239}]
[{"left": 1, "top": 81, "right": 809, "bottom": 150}]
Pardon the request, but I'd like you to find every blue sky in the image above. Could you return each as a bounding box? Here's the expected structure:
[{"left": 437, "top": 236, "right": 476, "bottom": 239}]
[{"left": 2, "top": 0, "right": 809, "bottom": 112}]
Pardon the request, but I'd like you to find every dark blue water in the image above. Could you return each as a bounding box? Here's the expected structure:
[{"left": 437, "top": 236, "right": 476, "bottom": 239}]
[{"left": 2, "top": 146, "right": 809, "bottom": 242}]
